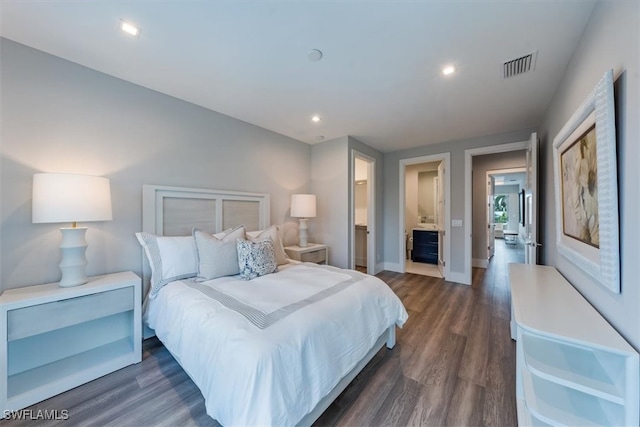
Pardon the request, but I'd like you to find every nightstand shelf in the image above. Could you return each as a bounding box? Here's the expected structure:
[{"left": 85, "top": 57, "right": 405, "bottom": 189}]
[
  {"left": 284, "top": 244, "right": 329, "bottom": 265},
  {"left": 0, "top": 271, "right": 142, "bottom": 412}
]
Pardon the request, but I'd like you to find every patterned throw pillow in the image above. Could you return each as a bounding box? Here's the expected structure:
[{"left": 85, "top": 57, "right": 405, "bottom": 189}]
[{"left": 237, "top": 238, "right": 278, "bottom": 280}]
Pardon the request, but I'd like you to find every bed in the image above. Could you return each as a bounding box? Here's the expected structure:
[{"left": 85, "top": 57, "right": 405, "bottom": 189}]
[{"left": 138, "top": 185, "right": 408, "bottom": 426}]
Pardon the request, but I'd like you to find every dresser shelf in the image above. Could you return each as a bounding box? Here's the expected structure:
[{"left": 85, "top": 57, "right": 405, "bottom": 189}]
[
  {"left": 509, "top": 264, "right": 639, "bottom": 427},
  {"left": 521, "top": 333, "right": 625, "bottom": 404}
]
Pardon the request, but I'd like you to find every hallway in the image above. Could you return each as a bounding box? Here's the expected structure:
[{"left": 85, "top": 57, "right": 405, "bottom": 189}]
[{"left": 491, "top": 236, "right": 524, "bottom": 267}]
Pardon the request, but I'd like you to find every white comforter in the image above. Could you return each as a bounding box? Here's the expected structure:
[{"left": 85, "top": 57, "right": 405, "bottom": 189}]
[{"left": 146, "top": 263, "right": 408, "bottom": 426}]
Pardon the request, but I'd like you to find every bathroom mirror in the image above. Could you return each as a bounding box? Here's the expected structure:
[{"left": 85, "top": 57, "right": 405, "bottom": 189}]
[{"left": 417, "top": 171, "right": 438, "bottom": 223}]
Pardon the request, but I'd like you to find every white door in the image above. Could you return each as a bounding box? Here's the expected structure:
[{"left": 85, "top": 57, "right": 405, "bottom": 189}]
[
  {"left": 437, "top": 161, "right": 445, "bottom": 276},
  {"left": 486, "top": 175, "right": 495, "bottom": 260},
  {"left": 366, "top": 158, "right": 375, "bottom": 275},
  {"left": 524, "top": 132, "right": 540, "bottom": 264}
]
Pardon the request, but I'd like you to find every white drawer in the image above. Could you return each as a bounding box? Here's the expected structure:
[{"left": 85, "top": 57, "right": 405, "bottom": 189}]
[
  {"left": 300, "top": 249, "right": 326, "bottom": 263},
  {"left": 7, "top": 287, "right": 134, "bottom": 341}
]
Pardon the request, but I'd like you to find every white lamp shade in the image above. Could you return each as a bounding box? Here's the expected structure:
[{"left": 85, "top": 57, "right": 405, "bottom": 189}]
[
  {"left": 291, "top": 194, "right": 316, "bottom": 218},
  {"left": 32, "top": 173, "right": 113, "bottom": 224}
]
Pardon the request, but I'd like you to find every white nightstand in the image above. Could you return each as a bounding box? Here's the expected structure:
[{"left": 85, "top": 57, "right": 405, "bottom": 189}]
[
  {"left": 284, "top": 243, "right": 329, "bottom": 265},
  {"left": 0, "top": 271, "right": 142, "bottom": 412}
]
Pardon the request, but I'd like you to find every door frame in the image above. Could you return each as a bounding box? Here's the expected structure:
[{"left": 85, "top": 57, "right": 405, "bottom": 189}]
[
  {"left": 350, "top": 150, "right": 376, "bottom": 274},
  {"left": 398, "top": 152, "right": 451, "bottom": 279},
  {"left": 524, "top": 132, "right": 539, "bottom": 265},
  {"left": 436, "top": 161, "right": 445, "bottom": 277},
  {"left": 486, "top": 173, "right": 496, "bottom": 264},
  {"left": 463, "top": 140, "right": 529, "bottom": 285}
]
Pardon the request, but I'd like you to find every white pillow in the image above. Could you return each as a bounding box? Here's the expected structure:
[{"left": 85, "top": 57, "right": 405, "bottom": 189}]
[
  {"left": 135, "top": 232, "right": 198, "bottom": 298},
  {"left": 237, "top": 238, "right": 278, "bottom": 280},
  {"left": 246, "top": 225, "right": 288, "bottom": 265},
  {"left": 194, "top": 225, "right": 245, "bottom": 281}
]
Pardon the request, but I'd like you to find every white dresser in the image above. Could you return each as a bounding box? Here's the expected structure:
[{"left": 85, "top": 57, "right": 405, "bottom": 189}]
[
  {"left": 509, "top": 264, "right": 639, "bottom": 426},
  {"left": 0, "top": 271, "right": 142, "bottom": 413}
]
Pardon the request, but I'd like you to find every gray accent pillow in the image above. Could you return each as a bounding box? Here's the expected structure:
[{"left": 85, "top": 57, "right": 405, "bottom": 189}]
[
  {"left": 194, "top": 225, "right": 245, "bottom": 281},
  {"left": 237, "top": 238, "right": 278, "bottom": 280},
  {"left": 246, "top": 225, "right": 289, "bottom": 265}
]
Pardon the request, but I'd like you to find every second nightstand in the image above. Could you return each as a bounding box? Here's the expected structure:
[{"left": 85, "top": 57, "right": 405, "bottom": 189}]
[{"left": 284, "top": 243, "right": 329, "bottom": 265}]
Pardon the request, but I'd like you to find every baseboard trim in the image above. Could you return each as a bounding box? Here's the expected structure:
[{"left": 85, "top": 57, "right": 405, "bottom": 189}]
[
  {"left": 374, "top": 262, "right": 385, "bottom": 275},
  {"left": 448, "top": 271, "right": 470, "bottom": 285},
  {"left": 473, "top": 258, "right": 489, "bottom": 268},
  {"left": 382, "top": 262, "right": 403, "bottom": 273}
]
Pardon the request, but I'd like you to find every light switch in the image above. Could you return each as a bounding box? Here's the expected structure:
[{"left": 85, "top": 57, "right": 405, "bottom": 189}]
[{"left": 452, "top": 219, "right": 463, "bottom": 227}]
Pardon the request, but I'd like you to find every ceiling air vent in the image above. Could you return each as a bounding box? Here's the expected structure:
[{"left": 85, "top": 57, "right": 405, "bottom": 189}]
[{"left": 503, "top": 51, "right": 537, "bottom": 79}]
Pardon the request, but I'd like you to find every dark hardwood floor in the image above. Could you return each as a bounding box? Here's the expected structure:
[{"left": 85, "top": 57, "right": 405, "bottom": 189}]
[{"left": 4, "top": 240, "right": 520, "bottom": 426}]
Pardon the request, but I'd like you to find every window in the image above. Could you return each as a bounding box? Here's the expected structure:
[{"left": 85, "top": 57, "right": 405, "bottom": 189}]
[{"left": 494, "top": 194, "right": 508, "bottom": 223}]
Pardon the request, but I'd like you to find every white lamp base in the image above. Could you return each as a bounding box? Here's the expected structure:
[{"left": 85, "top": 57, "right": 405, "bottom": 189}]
[
  {"left": 59, "top": 227, "right": 88, "bottom": 287},
  {"left": 298, "top": 218, "right": 309, "bottom": 247}
]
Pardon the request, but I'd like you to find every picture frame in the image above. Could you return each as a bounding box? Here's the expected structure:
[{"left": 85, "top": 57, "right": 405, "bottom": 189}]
[{"left": 552, "top": 69, "right": 619, "bottom": 293}]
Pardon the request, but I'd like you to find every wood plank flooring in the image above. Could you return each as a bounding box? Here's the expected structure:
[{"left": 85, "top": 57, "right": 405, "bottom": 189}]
[{"left": 5, "top": 240, "right": 520, "bottom": 426}]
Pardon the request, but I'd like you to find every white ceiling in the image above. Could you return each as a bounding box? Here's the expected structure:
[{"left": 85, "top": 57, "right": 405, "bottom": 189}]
[
  {"left": 494, "top": 172, "right": 526, "bottom": 188},
  {"left": 0, "top": 1, "right": 597, "bottom": 153}
]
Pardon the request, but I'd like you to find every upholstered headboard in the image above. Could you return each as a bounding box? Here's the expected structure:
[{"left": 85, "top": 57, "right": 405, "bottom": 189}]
[
  {"left": 142, "top": 184, "right": 270, "bottom": 236},
  {"left": 140, "top": 184, "right": 270, "bottom": 320}
]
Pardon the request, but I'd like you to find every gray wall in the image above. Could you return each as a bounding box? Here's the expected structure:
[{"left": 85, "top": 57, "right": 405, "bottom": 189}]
[
  {"left": 538, "top": 0, "right": 639, "bottom": 349},
  {"left": 472, "top": 151, "right": 526, "bottom": 261},
  {"left": 310, "top": 137, "right": 349, "bottom": 267},
  {"left": 383, "top": 129, "right": 534, "bottom": 274},
  {"left": 310, "top": 136, "right": 384, "bottom": 270},
  {"left": 0, "top": 38, "right": 311, "bottom": 290}
]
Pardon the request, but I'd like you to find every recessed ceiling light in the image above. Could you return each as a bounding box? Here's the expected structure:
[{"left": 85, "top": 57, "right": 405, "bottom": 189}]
[
  {"left": 311, "top": 115, "right": 322, "bottom": 123},
  {"left": 442, "top": 65, "right": 456, "bottom": 76},
  {"left": 120, "top": 20, "right": 141, "bottom": 37}
]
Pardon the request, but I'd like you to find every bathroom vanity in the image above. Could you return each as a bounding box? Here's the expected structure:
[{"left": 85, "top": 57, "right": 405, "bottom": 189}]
[{"left": 412, "top": 225, "right": 438, "bottom": 264}]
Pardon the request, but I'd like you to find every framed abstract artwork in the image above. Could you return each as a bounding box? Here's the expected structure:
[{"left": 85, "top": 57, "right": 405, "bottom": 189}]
[{"left": 552, "top": 69, "right": 619, "bottom": 293}]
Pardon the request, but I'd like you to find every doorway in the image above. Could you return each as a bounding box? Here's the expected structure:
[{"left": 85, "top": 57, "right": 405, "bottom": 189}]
[
  {"left": 463, "top": 133, "right": 538, "bottom": 285},
  {"left": 486, "top": 168, "right": 526, "bottom": 267},
  {"left": 399, "top": 153, "right": 451, "bottom": 280},
  {"left": 350, "top": 151, "right": 375, "bottom": 274}
]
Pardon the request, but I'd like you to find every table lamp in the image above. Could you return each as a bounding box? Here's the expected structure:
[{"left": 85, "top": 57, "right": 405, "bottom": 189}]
[
  {"left": 32, "top": 173, "right": 113, "bottom": 287},
  {"left": 291, "top": 194, "right": 316, "bottom": 247}
]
